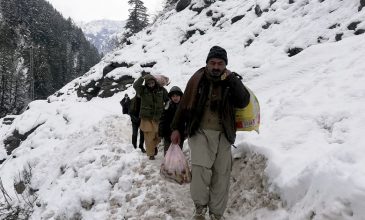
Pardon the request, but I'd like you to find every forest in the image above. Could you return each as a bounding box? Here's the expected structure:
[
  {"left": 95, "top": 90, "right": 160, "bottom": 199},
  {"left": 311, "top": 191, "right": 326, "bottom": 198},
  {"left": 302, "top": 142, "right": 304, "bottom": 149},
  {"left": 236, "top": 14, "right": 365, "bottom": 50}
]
[{"left": 0, "top": 0, "right": 100, "bottom": 118}]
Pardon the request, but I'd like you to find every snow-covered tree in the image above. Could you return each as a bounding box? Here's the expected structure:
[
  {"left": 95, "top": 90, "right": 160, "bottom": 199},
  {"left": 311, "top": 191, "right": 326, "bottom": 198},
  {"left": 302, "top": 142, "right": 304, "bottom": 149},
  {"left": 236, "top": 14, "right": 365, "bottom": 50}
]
[
  {"left": 125, "top": 0, "right": 149, "bottom": 35},
  {"left": 0, "top": 0, "right": 100, "bottom": 117}
]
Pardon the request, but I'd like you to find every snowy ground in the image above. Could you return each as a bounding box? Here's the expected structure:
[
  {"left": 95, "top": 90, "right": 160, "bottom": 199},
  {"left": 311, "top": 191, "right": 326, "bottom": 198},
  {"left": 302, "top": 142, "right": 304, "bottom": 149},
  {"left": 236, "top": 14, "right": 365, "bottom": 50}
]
[
  {"left": 0, "top": 97, "right": 277, "bottom": 220},
  {"left": 1, "top": 34, "right": 364, "bottom": 219},
  {"left": 1, "top": 0, "right": 365, "bottom": 219}
]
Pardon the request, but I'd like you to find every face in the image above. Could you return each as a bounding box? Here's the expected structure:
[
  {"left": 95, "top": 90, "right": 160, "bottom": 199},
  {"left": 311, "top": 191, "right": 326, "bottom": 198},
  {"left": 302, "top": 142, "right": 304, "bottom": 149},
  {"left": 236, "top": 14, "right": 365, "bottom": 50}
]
[
  {"left": 206, "top": 58, "right": 226, "bottom": 77},
  {"left": 146, "top": 79, "right": 156, "bottom": 88},
  {"left": 171, "top": 94, "right": 181, "bottom": 104}
]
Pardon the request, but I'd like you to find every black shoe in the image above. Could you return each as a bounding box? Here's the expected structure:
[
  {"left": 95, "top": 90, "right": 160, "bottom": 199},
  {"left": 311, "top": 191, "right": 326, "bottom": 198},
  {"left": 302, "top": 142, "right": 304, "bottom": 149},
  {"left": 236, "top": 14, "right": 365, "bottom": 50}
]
[
  {"left": 140, "top": 148, "right": 146, "bottom": 153},
  {"left": 132, "top": 144, "right": 137, "bottom": 149},
  {"left": 209, "top": 212, "right": 222, "bottom": 220},
  {"left": 149, "top": 156, "right": 155, "bottom": 160},
  {"left": 193, "top": 204, "right": 207, "bottom": 219}
]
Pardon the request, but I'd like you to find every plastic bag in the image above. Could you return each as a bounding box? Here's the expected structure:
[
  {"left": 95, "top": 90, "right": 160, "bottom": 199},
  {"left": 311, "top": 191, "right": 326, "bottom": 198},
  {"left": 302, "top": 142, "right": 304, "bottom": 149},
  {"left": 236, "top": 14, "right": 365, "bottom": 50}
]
[
  {"left": 235, "top": 86, "right": 260, "bottom": 133},
  {"left": 152, "top": 74, "right": 170, "bottom": 87},
  {"left": 160, "top": 144, "right": 191, "bottom": 184}
]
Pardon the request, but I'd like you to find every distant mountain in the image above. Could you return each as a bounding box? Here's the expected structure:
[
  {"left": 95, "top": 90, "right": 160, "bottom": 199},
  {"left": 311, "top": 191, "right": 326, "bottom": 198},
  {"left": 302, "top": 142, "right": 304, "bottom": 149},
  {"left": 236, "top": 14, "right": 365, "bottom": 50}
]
[{"left": 78, "top": 20, "right": 126, "bottom": 55}]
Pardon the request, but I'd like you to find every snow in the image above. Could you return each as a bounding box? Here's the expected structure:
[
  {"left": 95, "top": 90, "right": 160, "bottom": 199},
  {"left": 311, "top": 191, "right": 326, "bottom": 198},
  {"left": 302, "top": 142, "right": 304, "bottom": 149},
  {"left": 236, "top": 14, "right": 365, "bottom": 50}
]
[
  {"left": 77, "top": 19, "right": 126, "bottom": 54},
  {"left": 77, "top": 20, "right": 126, "bottom": 36},
  {"left": 1, "top": 0, "right": 365, "bottom": 219}
]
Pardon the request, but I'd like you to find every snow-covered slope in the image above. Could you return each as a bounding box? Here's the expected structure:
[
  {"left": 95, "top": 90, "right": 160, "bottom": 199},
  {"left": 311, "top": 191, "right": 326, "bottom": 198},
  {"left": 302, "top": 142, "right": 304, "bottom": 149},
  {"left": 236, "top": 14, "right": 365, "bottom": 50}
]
[
  {"left": 78, "top": 19, "right": 126, "bottom": 54},
  {"left": 1, "top": 0, "right": 365, "bottom": 219}
]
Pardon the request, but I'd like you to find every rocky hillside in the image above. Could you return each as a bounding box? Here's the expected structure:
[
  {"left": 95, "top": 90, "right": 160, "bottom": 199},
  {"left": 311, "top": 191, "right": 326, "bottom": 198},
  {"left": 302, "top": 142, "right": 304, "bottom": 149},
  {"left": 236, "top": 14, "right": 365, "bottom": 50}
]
[{"left": 50, "top": 0, "right": 365, "bottom": 103}]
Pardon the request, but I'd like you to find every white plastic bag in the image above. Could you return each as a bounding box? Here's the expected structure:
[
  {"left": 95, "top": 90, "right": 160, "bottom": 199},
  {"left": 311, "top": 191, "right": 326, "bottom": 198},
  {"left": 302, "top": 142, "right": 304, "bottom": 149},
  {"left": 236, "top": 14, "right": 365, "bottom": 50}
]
[{"left": 160, "top": 144, "right": 191, "bottom": 184}]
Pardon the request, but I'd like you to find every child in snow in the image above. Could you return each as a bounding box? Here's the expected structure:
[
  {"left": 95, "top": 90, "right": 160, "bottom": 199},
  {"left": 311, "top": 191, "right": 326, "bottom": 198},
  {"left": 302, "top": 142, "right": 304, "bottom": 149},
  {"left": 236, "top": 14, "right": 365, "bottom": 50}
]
[{"left": 159, "top": 86, "right": 184, "bottom": 155}]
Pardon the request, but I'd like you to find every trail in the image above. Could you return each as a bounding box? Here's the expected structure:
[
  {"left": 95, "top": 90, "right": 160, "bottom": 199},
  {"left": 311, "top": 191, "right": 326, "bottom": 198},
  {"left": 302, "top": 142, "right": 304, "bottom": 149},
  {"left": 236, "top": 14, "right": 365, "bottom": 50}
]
[
  {"left": 102, "top": 116, "right": 284, "bottom": 220},
  {"left": 102, "top": 116, "right": 194, "bottom": 220},
  {"left": 0, "top": 112, "right": 284, "bottom": 220}
]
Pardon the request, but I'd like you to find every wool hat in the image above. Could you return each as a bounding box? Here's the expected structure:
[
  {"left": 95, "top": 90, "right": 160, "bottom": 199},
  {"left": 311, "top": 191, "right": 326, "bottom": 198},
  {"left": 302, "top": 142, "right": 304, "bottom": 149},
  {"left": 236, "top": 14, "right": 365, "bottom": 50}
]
[{"left": 206, "top": 46, "right": 228, "bottom": 65}]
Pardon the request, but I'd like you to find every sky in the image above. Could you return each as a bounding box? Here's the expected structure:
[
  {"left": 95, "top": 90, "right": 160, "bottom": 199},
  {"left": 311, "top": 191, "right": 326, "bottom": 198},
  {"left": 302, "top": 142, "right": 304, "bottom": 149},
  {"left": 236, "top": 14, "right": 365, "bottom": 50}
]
[
  {"left": 46, "top": 0, "right": 165, "bottom": 22},
  {"left": 1, "top": 0, "right": 365, "bottom": 219}
]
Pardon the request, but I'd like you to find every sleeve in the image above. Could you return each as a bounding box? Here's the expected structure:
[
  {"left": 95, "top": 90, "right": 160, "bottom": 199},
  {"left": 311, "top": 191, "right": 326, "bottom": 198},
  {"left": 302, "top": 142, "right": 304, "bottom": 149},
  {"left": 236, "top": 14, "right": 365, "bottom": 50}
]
[
  {"left": 171, "top": 97, "right": 187, "bottom": 134},
  {"left": 159, "top": 107, "right": 167, "bottom": 137},
  {"left": 133, "top": 76, "right": 144, "bottom": 96},
  {"left": 226, "top": 73, "right": 250, "bottom": 108},
  {"left": 163, "top": 88, "right": 169, "bottom": 103}
]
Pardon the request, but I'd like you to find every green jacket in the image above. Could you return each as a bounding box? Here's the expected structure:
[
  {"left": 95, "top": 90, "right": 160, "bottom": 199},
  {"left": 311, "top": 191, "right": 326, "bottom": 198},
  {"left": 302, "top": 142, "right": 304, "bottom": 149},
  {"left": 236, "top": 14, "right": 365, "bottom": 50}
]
[{"left": 133, "top": 75, "right": 168, "bottom": 121}]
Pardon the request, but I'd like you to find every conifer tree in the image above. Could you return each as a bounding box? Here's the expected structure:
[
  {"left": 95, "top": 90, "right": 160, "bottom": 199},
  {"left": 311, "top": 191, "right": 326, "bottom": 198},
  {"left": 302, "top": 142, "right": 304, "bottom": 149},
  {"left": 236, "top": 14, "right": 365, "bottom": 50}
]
[
  {"left": 0, "top": 0, "right": 101, "bottom": 117},
  {"left": 125, "top": 0, "right": 149, "bottom": 35}
]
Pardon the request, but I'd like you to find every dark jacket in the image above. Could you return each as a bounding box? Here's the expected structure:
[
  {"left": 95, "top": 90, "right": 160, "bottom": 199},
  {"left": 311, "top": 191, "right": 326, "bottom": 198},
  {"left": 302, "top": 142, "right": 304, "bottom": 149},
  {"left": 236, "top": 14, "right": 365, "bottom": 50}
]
[
  {"left": 120, "top": 97, "right": 131, "bottom": 114},
  {"left": 159, "top": 100, "right": 180, "bottom": 141},
  {"left": 133, "top": 75, "right": 169, "bottom": 121},
  {"left": 129, "top": 96, "right": 142, "bottom": 124},
  {"left": 159, "top": 85, "right": 184, "bottom": 140},
  {"left": 171, "top": 67, "right": 250, "bottom": 144}
]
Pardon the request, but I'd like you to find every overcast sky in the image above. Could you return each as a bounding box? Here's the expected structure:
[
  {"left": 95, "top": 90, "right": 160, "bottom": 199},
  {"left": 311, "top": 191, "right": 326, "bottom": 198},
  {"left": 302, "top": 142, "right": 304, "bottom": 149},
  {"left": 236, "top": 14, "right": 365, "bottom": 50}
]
[{"left": 46, "top": 0, "right": 165, "bottom": 22}]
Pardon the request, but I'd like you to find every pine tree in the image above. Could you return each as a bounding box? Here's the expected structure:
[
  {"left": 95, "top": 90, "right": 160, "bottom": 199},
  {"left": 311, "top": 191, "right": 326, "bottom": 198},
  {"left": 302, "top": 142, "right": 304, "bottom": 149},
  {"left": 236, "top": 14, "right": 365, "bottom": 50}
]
[
  {"left": 0, "top": 0, "right": 101, "bottom": 117},
  {"left": 125, "top": 0, "right": 149, "bottom": 35}
]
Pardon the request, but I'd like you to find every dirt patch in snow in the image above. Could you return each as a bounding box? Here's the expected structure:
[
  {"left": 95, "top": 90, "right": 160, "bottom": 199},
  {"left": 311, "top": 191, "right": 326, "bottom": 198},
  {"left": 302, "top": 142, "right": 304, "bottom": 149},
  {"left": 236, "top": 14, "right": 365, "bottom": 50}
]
[{"left": 227, "top": 152, "right": 283, "bottom": 219}]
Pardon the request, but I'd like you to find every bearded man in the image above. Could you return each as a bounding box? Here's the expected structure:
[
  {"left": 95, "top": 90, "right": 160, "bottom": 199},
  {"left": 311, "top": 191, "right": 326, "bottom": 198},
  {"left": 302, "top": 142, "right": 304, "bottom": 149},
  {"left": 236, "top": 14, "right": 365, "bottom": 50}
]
[{"left": 171, "top": 46, "right": 250, "bottom": 220}]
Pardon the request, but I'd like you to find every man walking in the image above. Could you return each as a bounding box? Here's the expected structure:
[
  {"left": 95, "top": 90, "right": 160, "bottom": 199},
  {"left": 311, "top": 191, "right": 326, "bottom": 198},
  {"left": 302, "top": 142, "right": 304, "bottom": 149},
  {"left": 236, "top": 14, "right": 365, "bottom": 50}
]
[
  {"left": 134, "top": 74, "right": 168, "bottom": 160},
  {"left": 171, "top": 46, "right": 250, "bottom": 220},
  {"left": 120, "top": 94, "right": 131, "bottom": 114},
  {"left": 128, "top": 95, "right": 146, "bottom": 153}
]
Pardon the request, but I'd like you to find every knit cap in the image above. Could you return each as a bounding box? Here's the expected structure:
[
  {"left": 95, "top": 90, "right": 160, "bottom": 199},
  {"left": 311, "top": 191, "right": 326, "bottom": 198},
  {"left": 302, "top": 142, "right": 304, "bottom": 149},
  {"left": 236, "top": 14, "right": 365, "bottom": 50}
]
[{"left": 206, "top": 46, "right": 228, "bottom": 65}]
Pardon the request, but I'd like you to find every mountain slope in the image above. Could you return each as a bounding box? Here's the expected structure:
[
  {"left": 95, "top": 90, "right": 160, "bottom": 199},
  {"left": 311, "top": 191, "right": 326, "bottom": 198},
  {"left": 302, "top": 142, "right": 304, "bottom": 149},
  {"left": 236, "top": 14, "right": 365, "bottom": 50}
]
[
  {"left": 1, "top": 0, "right": 365, "bottom": 219},
  {"left": 53, "top": 0, "right": 365, "bottom": 102},
  {"left": 78, "top": 20, "right": 126, "bottom": 55},
  {"left": 0, "top": 0, "right": 100, "bottom": 118}
]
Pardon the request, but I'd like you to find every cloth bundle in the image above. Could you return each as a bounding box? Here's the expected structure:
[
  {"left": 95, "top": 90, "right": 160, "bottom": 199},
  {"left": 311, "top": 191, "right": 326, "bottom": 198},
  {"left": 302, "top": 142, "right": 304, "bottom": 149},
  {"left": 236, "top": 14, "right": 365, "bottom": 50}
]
[{"left": 152, "top": 74, "right": 170, "bottom": 87}]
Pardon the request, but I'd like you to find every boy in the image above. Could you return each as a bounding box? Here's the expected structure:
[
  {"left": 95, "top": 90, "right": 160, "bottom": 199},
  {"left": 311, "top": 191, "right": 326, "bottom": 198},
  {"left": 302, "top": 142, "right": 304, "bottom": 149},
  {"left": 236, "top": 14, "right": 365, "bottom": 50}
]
[{"left": 159, "top": 86, "right": 184, "bottom": 155}]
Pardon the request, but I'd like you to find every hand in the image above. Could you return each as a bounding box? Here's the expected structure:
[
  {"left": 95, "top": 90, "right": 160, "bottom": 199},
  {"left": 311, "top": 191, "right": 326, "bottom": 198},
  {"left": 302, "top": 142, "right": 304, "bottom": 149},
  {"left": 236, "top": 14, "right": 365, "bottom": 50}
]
[
  {"left": 220, "top": 69, "right": 232, "bottom": 80},
  {"left": 170, "top": 130, "right": 181, "bottom": 145},
  {"left": 142, "top": 73, "right": 151, "bottom": 79}
]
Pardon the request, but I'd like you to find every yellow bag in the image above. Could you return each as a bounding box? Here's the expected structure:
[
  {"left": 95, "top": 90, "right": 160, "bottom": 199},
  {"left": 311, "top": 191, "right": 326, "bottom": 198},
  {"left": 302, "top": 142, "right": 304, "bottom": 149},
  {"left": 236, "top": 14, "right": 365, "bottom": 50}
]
[{"left": 235, "top": 87, "right": 260, "bottom": 133}]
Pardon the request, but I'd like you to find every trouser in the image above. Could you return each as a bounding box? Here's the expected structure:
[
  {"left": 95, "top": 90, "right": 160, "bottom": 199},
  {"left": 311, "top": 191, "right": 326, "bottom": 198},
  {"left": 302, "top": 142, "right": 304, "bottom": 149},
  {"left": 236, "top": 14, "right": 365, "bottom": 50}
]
[
  {"left": 163, "top": 139, "right": 171, "bottom": 156},
  {"left": 144, "top": 131, "right": 160, "bottom": 156},
  {"left": 188, "top": 129, "right": 232, "bottom": 216},
  {"left": 132, "top": 122, "right": 144, "bottom": 149},
  {"left": 140, "top": 119, "right": 160, "bottom": 157}
]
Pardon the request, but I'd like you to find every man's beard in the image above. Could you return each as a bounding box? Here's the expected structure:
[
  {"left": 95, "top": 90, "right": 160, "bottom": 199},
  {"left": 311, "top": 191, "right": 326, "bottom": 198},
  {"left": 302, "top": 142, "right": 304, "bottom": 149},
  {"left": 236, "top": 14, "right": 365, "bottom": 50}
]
[
  {"left": 210, "top": 69, "right": 224, "bottom": 77},
  {"left": 147, "top": 85, "right": 155, "bottom": 90}
]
